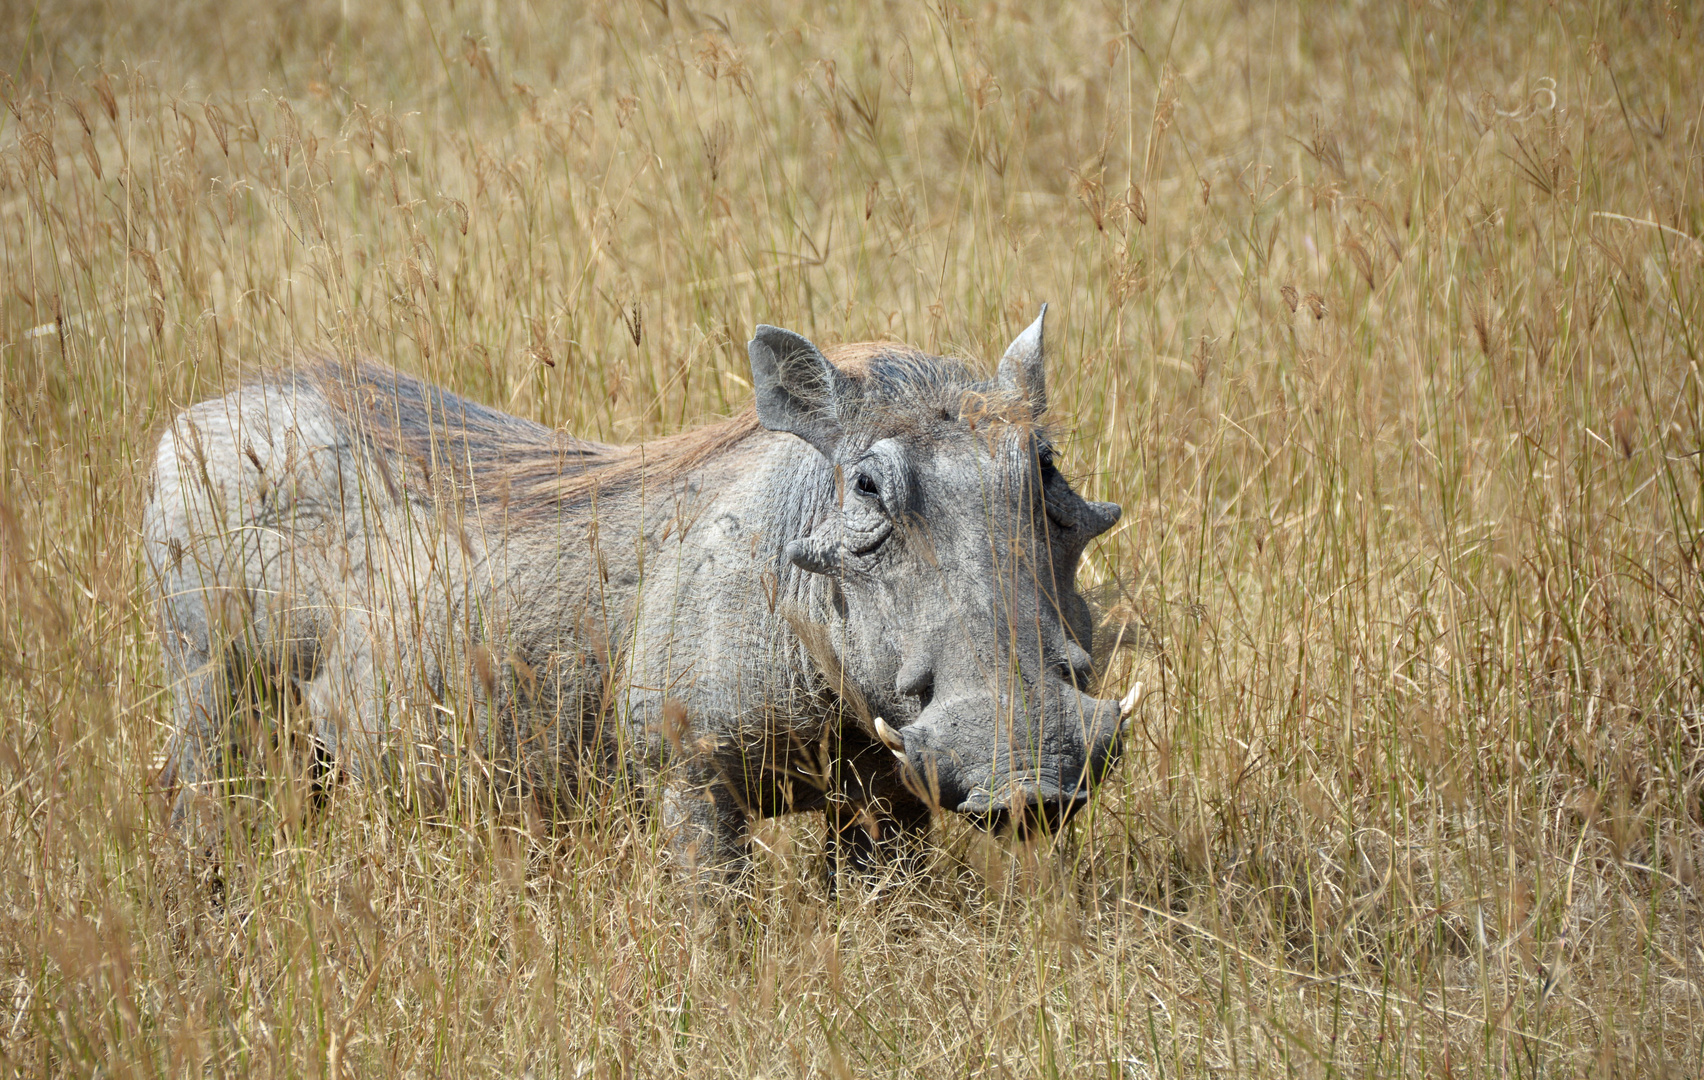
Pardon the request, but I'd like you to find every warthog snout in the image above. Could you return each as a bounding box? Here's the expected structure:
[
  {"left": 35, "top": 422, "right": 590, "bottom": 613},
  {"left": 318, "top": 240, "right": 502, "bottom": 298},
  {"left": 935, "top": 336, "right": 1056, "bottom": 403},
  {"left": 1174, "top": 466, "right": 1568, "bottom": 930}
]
[{"left": 881, "top": 682, "right": 1140, "bottom": 832}]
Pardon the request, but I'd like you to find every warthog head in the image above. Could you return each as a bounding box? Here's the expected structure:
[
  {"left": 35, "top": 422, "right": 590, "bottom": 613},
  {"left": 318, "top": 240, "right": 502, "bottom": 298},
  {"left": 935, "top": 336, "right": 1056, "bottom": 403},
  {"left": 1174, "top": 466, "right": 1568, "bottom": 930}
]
[{"left": 749, "top": 307, "right": 1135, "bottom": 830}]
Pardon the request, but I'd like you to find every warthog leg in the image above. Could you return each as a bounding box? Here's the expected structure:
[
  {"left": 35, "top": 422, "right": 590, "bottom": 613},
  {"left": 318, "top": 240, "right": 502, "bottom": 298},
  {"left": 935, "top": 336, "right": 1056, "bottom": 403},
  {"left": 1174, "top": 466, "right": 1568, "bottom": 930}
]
[
  {"left": 825, "top": 799, "right": 931, "bottom": 897},
  {"left": 660, "top": 780, "right": 750, "bottom": 890},
  {"left": 157, "top": 627, "right": 236, "bottom": 833}
]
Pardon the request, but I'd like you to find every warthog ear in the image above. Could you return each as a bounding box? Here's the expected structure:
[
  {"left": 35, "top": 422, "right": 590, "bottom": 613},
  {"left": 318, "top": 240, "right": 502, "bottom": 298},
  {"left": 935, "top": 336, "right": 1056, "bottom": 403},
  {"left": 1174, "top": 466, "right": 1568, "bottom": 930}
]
[
  {"left": 749, "top": 325, "right": 849, "bottom": 458},
  {"left": 997, "top": 303, "right": 1048, "bottom": 417}
]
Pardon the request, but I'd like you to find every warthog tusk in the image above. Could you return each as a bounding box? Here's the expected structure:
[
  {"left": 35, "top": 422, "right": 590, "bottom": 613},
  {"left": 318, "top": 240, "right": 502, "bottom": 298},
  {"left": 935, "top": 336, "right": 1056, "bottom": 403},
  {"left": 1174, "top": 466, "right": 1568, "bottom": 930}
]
[
  {"left": 1118, "top": 683, "right": 1143, "bottom": 725},
  {"left": 873, "top": 716, "right": 906, "bottom": 759}
]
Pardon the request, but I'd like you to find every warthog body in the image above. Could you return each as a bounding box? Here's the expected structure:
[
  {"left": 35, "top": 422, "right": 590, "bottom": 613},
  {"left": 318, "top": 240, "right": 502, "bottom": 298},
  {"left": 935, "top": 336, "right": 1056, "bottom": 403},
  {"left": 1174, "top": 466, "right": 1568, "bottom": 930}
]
[{"left": 144, "top": 311, "right": 1129, "bottom": 880}]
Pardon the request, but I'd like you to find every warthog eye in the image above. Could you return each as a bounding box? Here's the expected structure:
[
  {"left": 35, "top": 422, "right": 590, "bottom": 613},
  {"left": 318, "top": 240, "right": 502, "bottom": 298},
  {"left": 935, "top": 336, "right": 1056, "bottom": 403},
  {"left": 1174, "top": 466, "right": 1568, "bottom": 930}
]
[{"left": 839, "top": 449, "right": 897, "bottom": 557}]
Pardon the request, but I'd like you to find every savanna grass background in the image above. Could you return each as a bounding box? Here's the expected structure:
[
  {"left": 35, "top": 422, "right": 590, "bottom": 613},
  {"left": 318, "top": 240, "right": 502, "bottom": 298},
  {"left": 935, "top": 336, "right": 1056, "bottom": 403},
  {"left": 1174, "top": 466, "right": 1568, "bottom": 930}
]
[{"left": 3, "top": 0, "right": 1703, "bottom": 1075}]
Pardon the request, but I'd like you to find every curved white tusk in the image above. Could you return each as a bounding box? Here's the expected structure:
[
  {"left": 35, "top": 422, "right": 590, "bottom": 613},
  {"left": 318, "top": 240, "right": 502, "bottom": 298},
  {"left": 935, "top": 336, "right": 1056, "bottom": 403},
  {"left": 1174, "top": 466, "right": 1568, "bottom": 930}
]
[
  {"left": 873, "top": 715, "right": 907, "bottom": 757},
  {"left": 1118, "top": 682, "right": 1144, "bottom": 724}
]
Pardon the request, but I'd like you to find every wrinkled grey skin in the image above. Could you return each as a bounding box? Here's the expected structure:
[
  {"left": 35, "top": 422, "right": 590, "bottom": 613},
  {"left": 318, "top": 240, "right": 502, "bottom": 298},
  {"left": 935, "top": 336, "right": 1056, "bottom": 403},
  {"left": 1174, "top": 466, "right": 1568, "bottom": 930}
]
[{"left": 143, "top": 308, "right": 1125, "bottom": 884}]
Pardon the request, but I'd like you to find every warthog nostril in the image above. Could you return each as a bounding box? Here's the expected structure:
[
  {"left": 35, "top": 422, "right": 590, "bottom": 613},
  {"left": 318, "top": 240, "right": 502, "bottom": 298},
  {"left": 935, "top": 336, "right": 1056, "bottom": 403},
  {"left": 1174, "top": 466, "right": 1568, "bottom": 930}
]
[
  {"left": 1050, "top": 659, "right": 1097, "bottom": 691},
  {"left": 1064, "top": 641, "right": 1095, "bottom": 688}
]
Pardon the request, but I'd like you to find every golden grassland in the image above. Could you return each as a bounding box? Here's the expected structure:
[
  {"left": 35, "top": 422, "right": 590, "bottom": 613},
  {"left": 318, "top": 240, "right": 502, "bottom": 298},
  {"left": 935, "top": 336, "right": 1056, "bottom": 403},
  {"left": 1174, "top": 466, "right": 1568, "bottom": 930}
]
[{"left": 3, "top": 0, "right": 1702, "bottom": 1075}]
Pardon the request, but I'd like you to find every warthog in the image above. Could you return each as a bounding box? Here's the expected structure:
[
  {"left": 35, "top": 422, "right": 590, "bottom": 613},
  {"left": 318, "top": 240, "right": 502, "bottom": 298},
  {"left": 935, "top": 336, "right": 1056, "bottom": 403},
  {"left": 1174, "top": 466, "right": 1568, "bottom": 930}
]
[{"left": 145, "top": 307, "right": 1138, "bottom": 882}]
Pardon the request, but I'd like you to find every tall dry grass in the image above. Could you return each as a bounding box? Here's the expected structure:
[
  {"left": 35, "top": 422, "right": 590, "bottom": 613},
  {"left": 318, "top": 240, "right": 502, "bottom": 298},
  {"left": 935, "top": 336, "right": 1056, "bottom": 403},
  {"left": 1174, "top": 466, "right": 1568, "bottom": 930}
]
[{"left": 2, "top": 0, "right": 1702, "bottom": 1075}]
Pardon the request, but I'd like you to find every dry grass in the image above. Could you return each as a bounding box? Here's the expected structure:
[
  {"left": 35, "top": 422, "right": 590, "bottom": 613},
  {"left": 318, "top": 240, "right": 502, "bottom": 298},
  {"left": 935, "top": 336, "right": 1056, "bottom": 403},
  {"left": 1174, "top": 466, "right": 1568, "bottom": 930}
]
[{"left": 4, "top": 0, "right": 1703, "bottom": 1075}]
